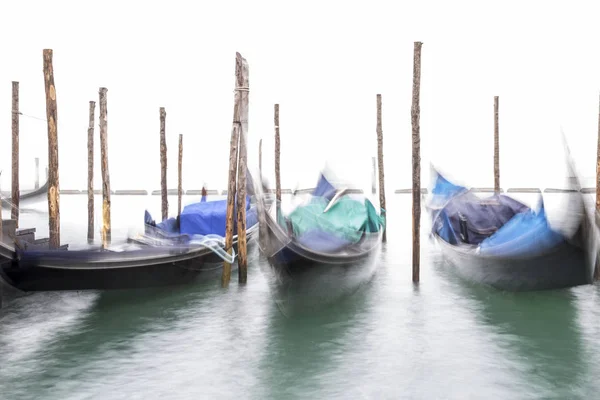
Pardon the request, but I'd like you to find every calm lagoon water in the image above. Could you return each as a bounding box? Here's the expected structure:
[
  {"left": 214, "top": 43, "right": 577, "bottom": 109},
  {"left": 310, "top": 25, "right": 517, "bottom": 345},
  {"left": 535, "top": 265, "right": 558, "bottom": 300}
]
[{"left": 1, "top": 193, "right": 600, "bottom": 399}]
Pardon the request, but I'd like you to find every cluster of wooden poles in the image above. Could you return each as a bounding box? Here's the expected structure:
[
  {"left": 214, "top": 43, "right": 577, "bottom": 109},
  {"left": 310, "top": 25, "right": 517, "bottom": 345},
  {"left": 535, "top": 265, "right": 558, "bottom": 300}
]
[
  {"left": 4, "top": 43, "right": 439, "bottom": 287},
  {"left": 10, "top": 42, "right": 600, "bottom": 288},
  {"left": 8, "top": 51, "right": 196, "bottom": 252},
  {"left": 37, "top": 50, "right": 251, "bottom": 288}
]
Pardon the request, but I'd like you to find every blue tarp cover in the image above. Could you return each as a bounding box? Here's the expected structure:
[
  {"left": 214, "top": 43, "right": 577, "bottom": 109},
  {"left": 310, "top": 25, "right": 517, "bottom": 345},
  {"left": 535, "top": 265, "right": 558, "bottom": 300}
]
[
  {"left": 436, "top": 209, "right": 459, "bottom": 245},
  {"left": 146, "top": 196, "right": 257, "bottom": 238},
  {"left": 295, "top": 229, "right": 355, "bottom": 253},
  {"left": 479, "top": 204, "right": 564, "bottom": 256},
  {"left": 180, "top": 196, "right": 254, "bottom": 237},
  {"left": 439, "top": 192, "right": 530, "bottom": 245},
  {"left": 430, "top": 167, "right": 566, "bottom": 256},
  {"left": 312, "top": 173, "right": 337, "bottom": 201}
]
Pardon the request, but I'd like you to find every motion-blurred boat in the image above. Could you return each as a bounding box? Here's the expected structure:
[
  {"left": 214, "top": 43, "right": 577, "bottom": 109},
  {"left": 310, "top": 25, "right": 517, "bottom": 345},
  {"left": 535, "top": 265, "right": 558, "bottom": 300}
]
[
  {"left": 0, "top": 190, "right": 259, "bottom": 292},
  {"left": 254, "top": 171, "right": 385, "bottom": 311},
  {"left": 0, "top": 170, "right": 49, "bottom": 209},
  {"left": 427, "top": 158, "right": 596, "bottom": 291}
]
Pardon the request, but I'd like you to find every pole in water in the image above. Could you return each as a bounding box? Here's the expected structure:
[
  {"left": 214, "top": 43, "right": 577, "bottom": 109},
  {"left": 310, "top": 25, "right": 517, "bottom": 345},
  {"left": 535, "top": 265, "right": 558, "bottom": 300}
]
[
  {"left": 596, "top": 92, "right": 600, "bottom": 213},
  {"left": 595, "top": 93, "right": 600, "bottom": 281},
  {"left": 43, "top": 49, "right": 60, "bottom": 249},
  {"left": 160, "top": 107, "right": 168, "bottom": 221},
  {"left": 411, "top": 42, "right": 423, "bottom": 283},
  {"left": 99, "top": 88, "right": 111, "bottom": 247},
  {"left": 87, "top": 101, "right": 96, "bottom": 242},
  {"left": 236, "top": 54, "right": 250, "bottom": 283},
  {"left": 494, "top": 96, "right": 500, "bottom": 193},
  {"left": 222, "top": 52, "right": 247, "bottom": 287},
  {"left": 11, "top": 81, "right": 19, "bottom": 228},
  {"left": 178, "top": 134, "right": 183, "bottom": 217},
  {"left": 274, "top": 104, "right": 281, "bottom": 204},
  {"left": 376, "top": 94, "right": 387, "bottom": 242}
]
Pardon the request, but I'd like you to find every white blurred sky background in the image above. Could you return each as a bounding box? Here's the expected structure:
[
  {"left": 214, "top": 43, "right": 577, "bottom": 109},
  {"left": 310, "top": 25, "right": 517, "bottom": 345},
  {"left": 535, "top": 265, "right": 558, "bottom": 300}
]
[{"left": 0, "top": 0, "right": 599, "bottom": 194}]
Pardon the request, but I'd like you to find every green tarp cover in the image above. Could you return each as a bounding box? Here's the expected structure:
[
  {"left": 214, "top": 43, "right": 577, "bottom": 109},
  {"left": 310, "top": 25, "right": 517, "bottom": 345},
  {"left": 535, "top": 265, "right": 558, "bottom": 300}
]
[{"left": 286, "top": 195, "right": 385, "bottom": 243}]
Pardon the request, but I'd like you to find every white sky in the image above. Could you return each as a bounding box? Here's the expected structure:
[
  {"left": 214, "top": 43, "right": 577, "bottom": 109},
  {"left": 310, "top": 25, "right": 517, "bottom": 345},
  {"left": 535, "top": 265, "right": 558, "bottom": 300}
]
[{"left": 0, "top": 0, "right": 599, "bottom": 193}]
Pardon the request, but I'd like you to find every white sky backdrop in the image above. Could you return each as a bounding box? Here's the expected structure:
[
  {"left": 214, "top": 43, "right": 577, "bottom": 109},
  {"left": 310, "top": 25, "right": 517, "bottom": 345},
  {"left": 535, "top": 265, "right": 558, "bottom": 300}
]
[{"left": 0, "top": 0, "right": 599, "bottom": 193}]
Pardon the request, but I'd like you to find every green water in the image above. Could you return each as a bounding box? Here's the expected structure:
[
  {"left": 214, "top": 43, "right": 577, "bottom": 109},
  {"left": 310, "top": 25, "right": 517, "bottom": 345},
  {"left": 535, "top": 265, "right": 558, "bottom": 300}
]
[{"left": 1, "top": 195, "right": 600, "bottom": 399}]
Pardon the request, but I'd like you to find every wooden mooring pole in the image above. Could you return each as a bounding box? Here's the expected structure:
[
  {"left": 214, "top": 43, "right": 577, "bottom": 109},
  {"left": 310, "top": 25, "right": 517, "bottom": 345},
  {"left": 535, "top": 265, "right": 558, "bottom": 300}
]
[
  {"left": 236, "top": 54, "right": 250, "bottom": 283},
  {"left": 178, "top": 134, "right": 183, "bottom": 217},
  {"left": 411, "top": 42, "right": 423, "bottom": 283},
  {"left": 11, "top": 81, "right": 19, "bottom": 227},
  {"left": 494, "top": 96, "right": 500, "bottom": 193},
  {"left": 596, "top": 92, "right": 600, "bottom": 213},
  {"left": 274, "top": 104, "right": 281, "bottom": 203},
  {"left": 160, "top": 107, "right": 168, "bottom": 221},
  {"left": 222, "top": 52, "right": 248, "bottom": 287},
  {"left": 43, "top": 49, "right": 60, "bottom": 249},
  {"left": 376, "top": 94, "right": 387, "bottom": 242},
  {"left": 99, "top": 88, "right": 111, "bottom": 247},
  {"left": 87, "top": 101, "right": 95, "bottom": 242},
  {"left": 595, "top": 93, "right": 600, "bottom": 281}
]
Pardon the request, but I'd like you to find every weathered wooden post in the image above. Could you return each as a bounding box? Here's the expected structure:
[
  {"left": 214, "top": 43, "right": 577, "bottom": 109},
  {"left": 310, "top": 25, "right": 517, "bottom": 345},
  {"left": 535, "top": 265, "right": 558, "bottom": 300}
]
[
  {"left": 259, "top": 138, "right": 263, "bottom": 177},
  {"left": 236, "top": 55, "right": 250, "bottom": 284},
  {"left": 178, "top": 133, "right": 183, "bottom": 217},
  {"left": 160, "top": 107, "right": 168, "bottom": 221},
  {"left": 595, "top": 93, "right": 600, "bottom": 281},
  {"left": 43, "top": 49, "right": 60, "bottom": 249},
  {"left": 376, "top": 94, "right": 387, "bottom": 242},
  {"left": 35, "top": 157, "right": 40, "bottom": 189},
  {"left": 11, "top": 81, "right": 19, "bottom": 227},
  {"left": 87, "top": 101, "right": 95, "bottom": 242},
  {"left": 411, "top": 42, "right": 423, "bottom": 283},
  {"left": 494, "top": 96, "right": 500, "bottom": 193},
  {"left": 596, "top": 93, "right": 600, "bottom": 213},
  {"left": 99, "top": 88, "right": 111, "bottom": 247},
  {"left": 274, "top": 104, "right": 281, "bottom": 203},
  {"left": 222, "top": 52, "right": 248, "bottom": 287}
]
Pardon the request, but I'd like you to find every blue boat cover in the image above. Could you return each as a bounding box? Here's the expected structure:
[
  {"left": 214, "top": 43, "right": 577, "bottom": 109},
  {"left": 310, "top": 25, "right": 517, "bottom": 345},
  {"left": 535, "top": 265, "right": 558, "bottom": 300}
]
[
  {"left": 479, "top": 203, "right": 564, "bottom": 256},
  {"left": 436, "top": 209, "right": 459, "bottom": 245},
  {"left": 430, "top": 167, "right": 566, "bottom": 256},
  {"left": 428, "top": 168, "right": 468, "bottom": 212},
  {"left": 295, "top": 229, "right": 355, "bottom": 253},
  {"left": 312, "top": 173, "right": 337, "bottom": 201},
  {"left": 439, "top": 192, "right": 531, "bottom": 245},
  {"left": 145, "top": 195, "right": 257, "bottom": 238}
]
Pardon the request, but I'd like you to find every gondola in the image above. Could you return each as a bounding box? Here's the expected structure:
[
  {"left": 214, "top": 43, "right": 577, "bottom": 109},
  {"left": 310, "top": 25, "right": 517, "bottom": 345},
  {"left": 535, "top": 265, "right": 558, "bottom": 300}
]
[
  {"left": 0, "top": 191, "right": 259, "bottom": 292},
  {"left": 0, "top": 176, "right": 49, "bottom": 208},
  {"left": 254, "top": 171, "right": 385, "bottom": 311},
  {"left": 427, "top": 151, "right": 596, "bottom": 291}
]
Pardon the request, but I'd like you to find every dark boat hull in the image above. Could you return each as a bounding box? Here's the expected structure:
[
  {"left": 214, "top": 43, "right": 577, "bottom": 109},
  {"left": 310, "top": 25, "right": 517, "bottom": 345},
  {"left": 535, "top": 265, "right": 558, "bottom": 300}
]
[
  {"left": 0, "top": 226, "right": 258, "bottom": 292},
  {"left": 435, "top": 234, "right": 594, "bottom": 291},
  {"left": 257, "top": 200, "right": 383, "bottom": 312},
  {"left": 261, "top": 201, "right": 382, "bottom": 273}
]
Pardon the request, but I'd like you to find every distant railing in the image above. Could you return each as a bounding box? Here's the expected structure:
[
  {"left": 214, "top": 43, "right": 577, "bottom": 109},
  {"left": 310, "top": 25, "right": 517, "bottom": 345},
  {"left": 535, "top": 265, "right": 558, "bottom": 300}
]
[{"left": 49, "top": 187, "right": 600, "bottom": 195}]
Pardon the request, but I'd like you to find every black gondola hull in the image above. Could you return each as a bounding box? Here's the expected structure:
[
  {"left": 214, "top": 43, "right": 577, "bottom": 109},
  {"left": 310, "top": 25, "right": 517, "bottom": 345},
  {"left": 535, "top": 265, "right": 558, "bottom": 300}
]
[
  {"left": 435, "top": 234, "right": 594, "bottom": 291},
  {"left": 256, "top": 199, "right": 383, "bottom": 312},
  {"left": 1, "top": 227, "right": 258, "bottom": 292}
]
